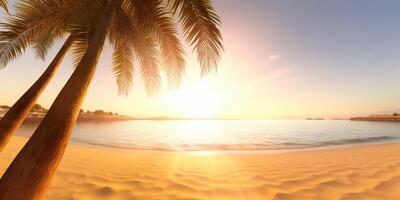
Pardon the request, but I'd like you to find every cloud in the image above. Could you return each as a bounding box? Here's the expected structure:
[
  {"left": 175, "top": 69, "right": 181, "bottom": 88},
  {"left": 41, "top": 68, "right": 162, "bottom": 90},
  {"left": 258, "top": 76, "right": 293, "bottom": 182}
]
[{"left": 268, "top": 54, "right": 281, "bottom": 61}]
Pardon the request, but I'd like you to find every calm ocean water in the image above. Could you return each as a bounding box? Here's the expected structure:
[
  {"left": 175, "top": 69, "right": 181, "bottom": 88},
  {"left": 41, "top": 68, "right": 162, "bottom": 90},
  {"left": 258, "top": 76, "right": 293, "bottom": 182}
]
[{"left": 16, "top": 120, "right": 400, "bottom": 151}]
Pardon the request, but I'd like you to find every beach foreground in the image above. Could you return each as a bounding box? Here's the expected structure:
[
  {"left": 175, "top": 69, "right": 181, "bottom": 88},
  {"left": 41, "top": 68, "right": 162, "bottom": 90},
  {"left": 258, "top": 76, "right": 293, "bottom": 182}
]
[{"left": 1, "top": 137, "right": 400, "bottom": 200}]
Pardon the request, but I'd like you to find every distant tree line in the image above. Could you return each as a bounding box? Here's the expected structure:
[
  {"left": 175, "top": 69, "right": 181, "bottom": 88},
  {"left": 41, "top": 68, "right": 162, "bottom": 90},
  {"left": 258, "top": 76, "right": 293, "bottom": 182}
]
[
  {"left": 0, "top": 105, "right": 10, "bottom": 109},
  {"left": 2, "top": 104, "right": 119, "bottom": 116},
  {"left": 79, "top": 109, "right": 118, "bottom": 116}
]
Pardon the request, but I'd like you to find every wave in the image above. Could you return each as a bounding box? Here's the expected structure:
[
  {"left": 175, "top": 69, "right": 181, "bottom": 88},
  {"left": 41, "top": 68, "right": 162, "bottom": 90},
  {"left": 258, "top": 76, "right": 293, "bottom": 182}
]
[{"left": 72, "top": 136, "right": 400, "bottom": 152}]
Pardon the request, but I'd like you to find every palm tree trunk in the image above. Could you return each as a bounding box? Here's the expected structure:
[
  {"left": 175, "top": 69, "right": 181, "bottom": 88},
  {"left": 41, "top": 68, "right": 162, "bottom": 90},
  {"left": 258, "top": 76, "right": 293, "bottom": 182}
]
[
  {"left": 0, "top": 7, "right": 112, "bottom": 200},
  {"left": 0, "top": 35, "right": 73, "bottom": 153}
]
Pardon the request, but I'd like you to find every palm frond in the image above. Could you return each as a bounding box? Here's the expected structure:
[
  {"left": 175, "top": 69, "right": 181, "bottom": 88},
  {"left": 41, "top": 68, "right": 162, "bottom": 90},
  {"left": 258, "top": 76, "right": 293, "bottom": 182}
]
[
  {"left": 109, "top": 6, "right": 135, "bottom": 96},
  {"left": 112, "top": 43, "right": 134, "bottom": 96},
  {"left": 69, "top": 28, "right": 88, "bottom": 68},
  {"left": 168, "top": 0, "right": 223, "bottom": 75},
  {"left": 33, "top": 28, "right": 63, "bottom": 60},
  {"left": 0, "top": 0, "right": 8, "bottom": 12},
  {"left": 114, "top": 2, "right": 162, "bottom": 95},
  {"left": 66, "top": 0, "right": 103, "bottom": 33},
  {"left": 0, "top": 0, "right": 79, "bottom": 67},
  {"left": 135, "top": 33, "right": 161, "bottom": 96},
  {"left": 66, "top": 1, "right": 108, "bottom": 68},
  {"left": 126, "top": 0, "right": 185, "bottom": 88}
]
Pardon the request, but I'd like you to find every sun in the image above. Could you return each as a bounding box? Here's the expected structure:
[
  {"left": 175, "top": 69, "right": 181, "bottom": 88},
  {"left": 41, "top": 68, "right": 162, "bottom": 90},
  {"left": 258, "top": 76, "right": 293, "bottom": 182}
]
[{"left": 166, "top": 82, "right": 222, "bottom": 118}]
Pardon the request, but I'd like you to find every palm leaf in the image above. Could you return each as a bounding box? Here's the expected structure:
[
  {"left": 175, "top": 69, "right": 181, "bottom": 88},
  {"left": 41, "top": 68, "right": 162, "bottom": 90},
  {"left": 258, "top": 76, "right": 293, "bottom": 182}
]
[
  {"left": 0, "top": 0, "right": 79, "bottom": 67},
  {"left": 113, "top": 3, "right": 161, "bottom": 95},
  {"left": 69, "top": 28, "right": 88, "bottom": 68},
  {"left": 112, "top": 43, "right": 134, "bottom": 96},
  {"left": 135, "top": 33, "right": 161, "bottom": 96},
  {"left": 126, "top": 0, "right": 185, "bottom": 88},
  {"left": 33, "top": 27, "right": 64, "bottom": 60},
  {"left": 168, "top": 0, "right": 223, "bottom": 75},
  {"left": 109, "top": 6, "right": 135, "bottom": 96},
  {"left": 67, "top": 0, "right": 113, "bottom": 68}
]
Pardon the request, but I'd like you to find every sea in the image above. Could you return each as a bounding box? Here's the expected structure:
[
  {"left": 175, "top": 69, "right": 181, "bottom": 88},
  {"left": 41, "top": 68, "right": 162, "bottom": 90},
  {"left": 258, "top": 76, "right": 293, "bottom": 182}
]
[{"left": 15, "top": 119, "right": 400, "bottom": 152}]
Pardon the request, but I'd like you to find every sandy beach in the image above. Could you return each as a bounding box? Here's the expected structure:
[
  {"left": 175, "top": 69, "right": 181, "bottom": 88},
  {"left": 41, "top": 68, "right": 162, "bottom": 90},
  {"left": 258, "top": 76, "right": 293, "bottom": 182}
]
[{"left": 0, "top": 136, "right": 399, "bottom": 200}]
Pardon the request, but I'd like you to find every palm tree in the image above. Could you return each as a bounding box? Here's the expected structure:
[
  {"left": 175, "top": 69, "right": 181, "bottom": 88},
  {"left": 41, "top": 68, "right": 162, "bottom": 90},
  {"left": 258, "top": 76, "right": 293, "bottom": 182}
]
[
  {"left": 0, "top": 35, "right": 73, "bottom": 153},
  {"left": 0, "top": 0, "right": 223, "bottom": 199},
  {"left": 0, "top": 0, "right": 90, "bottom": 152}
]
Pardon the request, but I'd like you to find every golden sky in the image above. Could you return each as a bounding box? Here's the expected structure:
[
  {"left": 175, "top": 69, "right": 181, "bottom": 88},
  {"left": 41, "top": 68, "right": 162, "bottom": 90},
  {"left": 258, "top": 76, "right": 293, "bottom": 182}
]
[{"left": 1, "top": 0, "right": 400, "bottom": 118}]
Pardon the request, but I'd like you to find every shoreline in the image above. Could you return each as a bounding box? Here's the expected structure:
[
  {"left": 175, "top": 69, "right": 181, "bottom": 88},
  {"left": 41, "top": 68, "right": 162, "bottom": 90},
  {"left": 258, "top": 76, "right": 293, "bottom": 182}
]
[
  {"left": 6, "top": 135, "right": 400, "bottom": 158},
  {"left": 15, "top": 133, "right": 400, "bottom": 154},
  {"left": 7, "top": 135, "right": 400, "bottom": 157},
  {"left": 71, "top": 139, "right": 400, "bottom": 155}
]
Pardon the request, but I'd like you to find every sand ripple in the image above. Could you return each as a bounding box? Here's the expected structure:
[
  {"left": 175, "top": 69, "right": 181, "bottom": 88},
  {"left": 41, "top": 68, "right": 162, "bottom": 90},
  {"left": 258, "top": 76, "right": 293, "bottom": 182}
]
[{"left": 1, "top": 137, "right": 400, "bottom": 200}]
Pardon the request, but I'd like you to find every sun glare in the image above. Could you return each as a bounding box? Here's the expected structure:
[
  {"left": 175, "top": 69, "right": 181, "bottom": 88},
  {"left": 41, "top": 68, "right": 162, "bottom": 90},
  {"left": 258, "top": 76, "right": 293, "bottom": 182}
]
[{"left": 166, "top": 83, "right": 222, "bottom": 118}]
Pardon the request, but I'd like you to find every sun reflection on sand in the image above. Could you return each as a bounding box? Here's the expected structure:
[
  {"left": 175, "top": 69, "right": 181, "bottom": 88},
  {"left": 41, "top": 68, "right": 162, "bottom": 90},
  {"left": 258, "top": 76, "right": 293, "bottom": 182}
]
[{"left": 166, "top": 149, "right": 251, "bottom": 199}]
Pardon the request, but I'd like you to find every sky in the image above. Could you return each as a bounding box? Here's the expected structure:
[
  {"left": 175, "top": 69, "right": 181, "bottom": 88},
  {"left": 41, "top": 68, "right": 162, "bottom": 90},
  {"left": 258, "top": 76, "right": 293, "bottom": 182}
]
[{"left": 1, "top": 0, "right": 400, "bottom": 119}]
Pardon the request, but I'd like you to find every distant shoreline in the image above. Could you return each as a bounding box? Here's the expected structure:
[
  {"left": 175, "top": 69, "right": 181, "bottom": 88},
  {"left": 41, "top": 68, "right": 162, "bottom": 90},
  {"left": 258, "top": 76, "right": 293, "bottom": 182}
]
[
  {"left": 350, "top": 113, "right": 400, "bottom": 122},
  {"left": 0, "top": 104, "right": 135, "bottom": 123},
  {"left": 351, "top": 116, "right": 400, "bottom": 122},
  {"left": 16, "top": 117, "right": 400, "bottom": 123},
  {"left": 20, "top": 117, "right": 134, "bottom": 124},
  {"left": 18, "top": 117, "right": 243, "bottom": 123}
]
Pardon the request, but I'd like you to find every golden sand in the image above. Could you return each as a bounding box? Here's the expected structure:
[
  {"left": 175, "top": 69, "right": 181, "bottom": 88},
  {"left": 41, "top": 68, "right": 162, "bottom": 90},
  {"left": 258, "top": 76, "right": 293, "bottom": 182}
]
[{"left": 1, "top": 136, "right": 400, "bottom": 200}]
